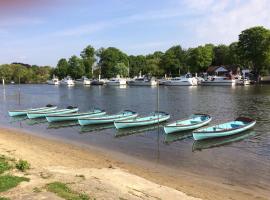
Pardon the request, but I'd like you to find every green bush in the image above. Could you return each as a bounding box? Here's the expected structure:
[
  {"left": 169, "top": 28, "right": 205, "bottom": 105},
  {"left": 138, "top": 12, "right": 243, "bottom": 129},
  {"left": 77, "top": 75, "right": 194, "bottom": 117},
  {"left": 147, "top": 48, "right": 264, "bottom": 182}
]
[
  {"left": 15, "top": 160, "right": 30, "bottom": 172},
  {"left": 0, "top": 156, "right": 12, "bottom": 174},
  {"left": 0, "top": 197, "right": 10, "bottom": 200}
]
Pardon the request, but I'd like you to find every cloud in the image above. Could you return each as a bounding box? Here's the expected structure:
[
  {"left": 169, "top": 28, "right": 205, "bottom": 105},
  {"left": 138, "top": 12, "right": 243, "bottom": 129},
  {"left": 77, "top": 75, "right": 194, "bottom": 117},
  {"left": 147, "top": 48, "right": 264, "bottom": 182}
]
[{"left": 183, "top": 0, "right": 270, "bottom": 45}]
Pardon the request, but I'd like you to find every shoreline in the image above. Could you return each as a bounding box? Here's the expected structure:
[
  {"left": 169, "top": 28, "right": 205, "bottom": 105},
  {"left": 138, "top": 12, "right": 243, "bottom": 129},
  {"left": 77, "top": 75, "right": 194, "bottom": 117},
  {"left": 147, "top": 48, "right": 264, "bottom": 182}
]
[{"left": 0, "top": 126, "right": 269, "bottom": 200}]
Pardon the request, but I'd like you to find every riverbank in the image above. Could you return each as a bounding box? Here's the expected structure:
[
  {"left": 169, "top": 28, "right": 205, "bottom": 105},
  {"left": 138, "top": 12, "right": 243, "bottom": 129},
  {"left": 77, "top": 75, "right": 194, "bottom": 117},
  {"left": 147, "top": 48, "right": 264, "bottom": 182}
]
[{"left": 0, "top": 127, "right": 268, "bottom": 200}]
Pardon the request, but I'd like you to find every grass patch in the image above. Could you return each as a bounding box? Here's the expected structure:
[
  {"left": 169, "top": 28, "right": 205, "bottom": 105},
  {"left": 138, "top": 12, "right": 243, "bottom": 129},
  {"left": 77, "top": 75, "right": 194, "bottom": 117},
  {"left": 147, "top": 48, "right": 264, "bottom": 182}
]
[
  {"left": 46, "top": 182, "right": 90, "bottom": 200},
  {"left": 15, "top": 160, "right": 30, "bottom": 172},
  {"left": 0, "top": 156, "right": 13, "bottom": 174},
  {"left": 0, "top": 175, "right": 29, "bottom": 192},
  {"left": 0, "top": 197, "right": 10, "bottom": 200}
]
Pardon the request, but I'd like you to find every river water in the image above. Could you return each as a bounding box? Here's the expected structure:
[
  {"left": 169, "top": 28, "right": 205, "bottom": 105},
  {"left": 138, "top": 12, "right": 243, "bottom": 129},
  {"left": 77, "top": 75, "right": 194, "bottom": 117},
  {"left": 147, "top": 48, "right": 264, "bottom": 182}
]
[{"left": 0, "top": 84, "right": 269, "bottom": 192}]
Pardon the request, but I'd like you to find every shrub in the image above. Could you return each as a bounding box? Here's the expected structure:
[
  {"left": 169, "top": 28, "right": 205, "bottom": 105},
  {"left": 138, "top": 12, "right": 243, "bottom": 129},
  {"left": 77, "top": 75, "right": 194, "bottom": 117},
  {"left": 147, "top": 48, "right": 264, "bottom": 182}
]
[{"left": 15, "top": 160, "right": 30, "bottom": 172}]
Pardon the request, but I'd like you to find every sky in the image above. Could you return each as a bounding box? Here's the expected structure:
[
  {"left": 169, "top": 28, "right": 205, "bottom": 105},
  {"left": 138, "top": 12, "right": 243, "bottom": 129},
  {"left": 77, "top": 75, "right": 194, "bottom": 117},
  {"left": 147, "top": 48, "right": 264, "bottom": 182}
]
[{"left": 0, "top": 0, "right": 270, "bottom": 66}]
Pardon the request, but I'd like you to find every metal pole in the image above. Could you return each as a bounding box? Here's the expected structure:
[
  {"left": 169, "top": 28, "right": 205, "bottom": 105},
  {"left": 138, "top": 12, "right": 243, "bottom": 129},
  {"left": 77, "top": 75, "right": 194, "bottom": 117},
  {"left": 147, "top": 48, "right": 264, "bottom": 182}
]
[{"left": 18, "top": 75, "right": 21, "bottom": 105}]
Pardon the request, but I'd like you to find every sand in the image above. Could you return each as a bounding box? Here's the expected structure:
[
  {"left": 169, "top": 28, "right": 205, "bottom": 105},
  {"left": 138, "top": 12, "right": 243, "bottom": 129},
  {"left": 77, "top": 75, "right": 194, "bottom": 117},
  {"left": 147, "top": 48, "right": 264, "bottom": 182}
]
[{"left": 0, "top": 127, "right": 269, "bottom": 200}]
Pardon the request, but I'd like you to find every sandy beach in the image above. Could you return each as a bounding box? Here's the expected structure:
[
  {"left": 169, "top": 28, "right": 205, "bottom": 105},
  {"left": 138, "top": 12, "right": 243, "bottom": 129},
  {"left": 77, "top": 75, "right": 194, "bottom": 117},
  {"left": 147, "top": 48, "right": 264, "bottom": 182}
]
[{"left": 0, "top": 127, "right": 268, "bottom": 200}]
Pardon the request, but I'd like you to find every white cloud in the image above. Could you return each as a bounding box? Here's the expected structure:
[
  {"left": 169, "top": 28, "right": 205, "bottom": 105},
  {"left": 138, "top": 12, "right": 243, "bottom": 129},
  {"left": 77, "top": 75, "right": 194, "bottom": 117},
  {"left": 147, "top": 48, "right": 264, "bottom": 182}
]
[{"left": 183, "top": 0, "right": 270, "bottom": 45}]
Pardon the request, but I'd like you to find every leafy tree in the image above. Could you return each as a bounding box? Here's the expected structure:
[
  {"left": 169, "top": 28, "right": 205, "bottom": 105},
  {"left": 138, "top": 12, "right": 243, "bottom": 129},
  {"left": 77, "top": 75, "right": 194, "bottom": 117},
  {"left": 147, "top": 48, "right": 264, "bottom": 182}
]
[
  {"left": 80, "top": 45, "right": 96, "bottom": 78},
  {"left": 98, "top": 47, "right": 129, "bottom": 78},
  {"left": 55, "top": 58, "right": 69, "bottom": 79},
  {"left": 113, "top": 63, "right": 129, "bottom": 77},
  {"left": 212, "top": 45, "right": 230, "bottom": 66},
  {"left": 145, "top": 51, "right": 164, "bottom": 76},
  {"left": 128, "top": 55, "right": 147, "bottom": 77},
  {"left": 68, "top": 55, "right": 85, "bottom": 79},
  {"left": 238, "top": 26, "right": 270, "bottom": 76},
  {"left": 187, "top": 44, "right": 214, "bottom": 73},
  {"left": 161, "top": 45, "right": 185, "bottom": 76}
]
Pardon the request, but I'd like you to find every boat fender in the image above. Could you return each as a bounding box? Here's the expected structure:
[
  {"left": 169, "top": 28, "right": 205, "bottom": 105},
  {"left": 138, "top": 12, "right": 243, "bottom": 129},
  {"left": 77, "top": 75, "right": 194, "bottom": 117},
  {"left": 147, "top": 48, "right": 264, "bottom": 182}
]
[{"left": 46, "top": 104, "right": 54, "bottom": 107}]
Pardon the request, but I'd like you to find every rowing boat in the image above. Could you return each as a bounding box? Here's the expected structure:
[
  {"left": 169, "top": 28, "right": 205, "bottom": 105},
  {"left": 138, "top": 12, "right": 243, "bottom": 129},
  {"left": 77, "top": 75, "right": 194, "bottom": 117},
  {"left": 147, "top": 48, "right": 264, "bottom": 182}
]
[
  {"left": 164, "top": 114, "right": 212, "bottom": 134},
  {"left": 46, "top": 109, "right": 106, "bottom": 122},
  {"left": 193, "top": 117, "right": 256, "bottom": 141},
  {"left": 8, "top": 105, "right": 57, "bottom": 117},
  {"left": 78, "top": 110, "right": 138, "bottom": 126},
  {"left": 27, "top": 107, "right": 79, "bottom": 119},
  {"left": 114, "top": 112, "right": 170, "bottom": 129}
]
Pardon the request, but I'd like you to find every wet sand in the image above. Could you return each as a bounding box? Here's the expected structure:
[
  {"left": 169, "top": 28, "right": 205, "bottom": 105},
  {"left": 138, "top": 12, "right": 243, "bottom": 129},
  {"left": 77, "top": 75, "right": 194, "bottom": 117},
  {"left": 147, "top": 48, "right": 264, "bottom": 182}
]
[{"left": 0, "top": 127, "right": 268, "bottom": 200}]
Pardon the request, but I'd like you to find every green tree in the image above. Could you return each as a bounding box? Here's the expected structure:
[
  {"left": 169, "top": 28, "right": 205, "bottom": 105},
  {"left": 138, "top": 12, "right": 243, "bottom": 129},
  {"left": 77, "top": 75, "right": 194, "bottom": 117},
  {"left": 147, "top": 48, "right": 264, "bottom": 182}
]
[
  {"left": 187, "top": 44, "right": 214, "bottom": 73},
  {"left": 68, "top": 55, "right": 85, "bottom": 79},
  {"left": 128, "top": 55, "right": 147, "bottom": 77},
  {"left": 98, "top": 47, "right": 129, "bottom": 78},
  {"left": 145, "top": 51, "right": 164, "bottom": 76},
  {"left": 161, "top": 45, "right": 185, "bottom": 76},
  {"left": 113, "top": 63, "right": 129, "bottom": 77},
  {"left": 212, "top": 45, "right": 230, "bottom": 66},
  {"left": 80, "top": 45, "right": 96, "bottom": 78},
  {"left": 55, "top": 58, "right": 69, "bottom": 79},
  {"left": 238, "top": 26, "right": 270, "bottom": 76}
]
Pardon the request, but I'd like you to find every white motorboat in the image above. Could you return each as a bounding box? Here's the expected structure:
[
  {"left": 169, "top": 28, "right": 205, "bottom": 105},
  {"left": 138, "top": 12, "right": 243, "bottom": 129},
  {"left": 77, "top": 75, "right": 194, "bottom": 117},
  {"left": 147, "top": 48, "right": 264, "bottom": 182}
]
[
  {"left": 60, "top": 76, "right": 75, "bottom": 86},
  {"left": 107, "top": 78, "right": 127, "bottom": 86},
  {"left": 75, "top": 76, "right": 91, "bottom": 85},
  {"left": 201, "top": 76, "right": 236, "bottom": 86},
  {"left": 47, "top": 76, "right": 59, "bottom": 85},
  {"left": 164, "top": 74, "right": 198, "bottom": 86},
  {"left": 127, "top": 77, "right": 157, "bottom": 86}
]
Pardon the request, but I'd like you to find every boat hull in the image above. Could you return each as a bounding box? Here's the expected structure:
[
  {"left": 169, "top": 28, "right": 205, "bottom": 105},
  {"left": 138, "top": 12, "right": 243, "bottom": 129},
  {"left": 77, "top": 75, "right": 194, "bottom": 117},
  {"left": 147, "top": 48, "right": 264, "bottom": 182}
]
[
  {"left": 46, "top": 111, "right": 106, "bottom": 122},
  {"left": 27, "top": 108, "right": 79, "bottom": 119},
  {"left": 8, "top": 106, "right": 57, "bottom": 117},
  {"left": 201, "top": 80, "right": 236, "bottom": 86},
  {"left": 78, "top": 113, "right": 138, "bottom": 126},
  {"left": 127, "top": 81, "right": 157, "bottom": 86},
  {"left": 193, "top": 121, "right": 256, "bottom": 141},
  {"left": 164, "top": 117, "right": 212, "bottom": 134},
  {"left": 114, "top": 115, "right": 170, "bottom": 129}
]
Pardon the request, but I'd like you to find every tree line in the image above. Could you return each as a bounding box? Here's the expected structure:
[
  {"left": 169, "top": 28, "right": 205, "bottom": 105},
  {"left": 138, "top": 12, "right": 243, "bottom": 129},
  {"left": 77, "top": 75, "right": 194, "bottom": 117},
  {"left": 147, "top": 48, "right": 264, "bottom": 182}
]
[{"left": 1, "top": 26, "right": 270, "bottom": 83}]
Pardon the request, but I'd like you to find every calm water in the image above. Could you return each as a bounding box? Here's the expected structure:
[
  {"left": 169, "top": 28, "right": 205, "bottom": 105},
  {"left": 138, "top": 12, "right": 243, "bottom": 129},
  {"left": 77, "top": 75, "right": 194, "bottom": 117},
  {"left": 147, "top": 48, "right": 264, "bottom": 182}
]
[{"left": 0, "top": 84, "right": 270, "bottom": 191}]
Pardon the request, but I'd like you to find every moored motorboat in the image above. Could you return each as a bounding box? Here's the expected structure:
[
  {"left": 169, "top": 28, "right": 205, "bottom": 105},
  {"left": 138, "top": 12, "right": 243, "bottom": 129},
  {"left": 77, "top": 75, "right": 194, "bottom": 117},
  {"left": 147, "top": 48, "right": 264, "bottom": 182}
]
[
  {"left": 164, "top": 114, "right": 212, "bottom": 134},
  {"left": 106, "top": 78, "right": 126, "bottom": 86},
  {"left": 60, "top": 76, "right": 75, "bottom": 86},
  {"left": 46, "top": 108, "right": 106, "bottom": 122},
  {"left": 78, "top": 110, "right": 138, "bottom": 126},
  {"left": 193, "top": 117, "right": 256, "bottom": 141},
  {"left": 201, "top": 76, "right": 236, "bottom": 86},
  {"left": 8, "top": 105, "right": 57, "bottom": 117},
  {"left": 164, "top": 74, "right": 198, "bottom": 86},
  {"left": 127, "top": 77, "right": 157, "bottom": 86},
  {"left": 27, "top": 107, "right": 79, "bottom": 119},
  {"left": 114, "top": 111, "right": 170, "bottom": 129},
  {"left": 75, "top": 76, "right": 91, "bottom": 85},
  {"left": 47, "top": 76, "right": 59, "bottom": 85}
]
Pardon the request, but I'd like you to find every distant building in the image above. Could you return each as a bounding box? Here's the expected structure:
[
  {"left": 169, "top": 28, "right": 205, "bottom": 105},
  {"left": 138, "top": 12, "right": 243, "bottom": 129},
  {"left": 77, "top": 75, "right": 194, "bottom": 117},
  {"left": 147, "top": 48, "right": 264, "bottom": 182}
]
[{"left": 206, "top": 65, "right": 241, "bottom": 76}]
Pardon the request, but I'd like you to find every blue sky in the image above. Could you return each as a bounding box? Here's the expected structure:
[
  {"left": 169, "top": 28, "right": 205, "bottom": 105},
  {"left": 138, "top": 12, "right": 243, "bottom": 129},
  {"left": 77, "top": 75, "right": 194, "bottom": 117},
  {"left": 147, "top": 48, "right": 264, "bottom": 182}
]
[{"left": 0, "top": 0, "right": 269, "bottom": 66}]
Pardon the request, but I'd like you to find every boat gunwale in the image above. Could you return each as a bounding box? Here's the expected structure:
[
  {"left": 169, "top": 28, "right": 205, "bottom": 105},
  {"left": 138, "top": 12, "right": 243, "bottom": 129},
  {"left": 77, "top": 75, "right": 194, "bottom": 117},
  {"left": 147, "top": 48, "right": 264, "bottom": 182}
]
[
  {"left": 78, "top": 111, "right": 137, "bottom": 121},
  {"left": 114, "top": 113, "right": 170, "bottom": 124},
  {"left": 165, "top": 114, "right": 211, "bottom": 127},
  {"left": 28, "top": 108, "right": 78, "bottom": 114},
  {"left": 45, "top": 110, "right": 105, "bottom": 117},
  {"left": 193, "top": 118, "right": 256, "bottom": 134}
]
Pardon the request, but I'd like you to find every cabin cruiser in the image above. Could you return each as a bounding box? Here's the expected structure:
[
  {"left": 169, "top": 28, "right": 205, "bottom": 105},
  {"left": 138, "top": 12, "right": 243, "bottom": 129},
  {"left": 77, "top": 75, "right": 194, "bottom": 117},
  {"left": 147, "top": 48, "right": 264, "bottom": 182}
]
[
  {"left": 164, "top": 74, "right": 198, "bottom": 86},
  {"left": 127, "top": 77, "right": 157, "bottom": 86},
  {"left": 107, "top": 78, "right": 127, "bottom": 86},
  {"left": 60, "top": 76, "right": 75, "bottom": 86},
  {"left": 201, "top": 76, "right": 236, "bottom": 86},
  {"left": 47, "top": 76, "right": 59, "bottom": 85},
  {"left": 75, "top": 76, "right": 91, "bottom": 85}
]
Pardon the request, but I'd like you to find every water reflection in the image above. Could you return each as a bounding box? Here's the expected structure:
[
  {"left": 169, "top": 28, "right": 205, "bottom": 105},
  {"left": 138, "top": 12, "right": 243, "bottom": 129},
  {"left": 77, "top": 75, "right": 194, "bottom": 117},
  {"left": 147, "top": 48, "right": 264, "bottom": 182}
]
[
  {"left": 115, "top": 124, "right": 162, "bottom": 138},
  {"left": 47, "top": 121, "right": 79, "bottom": 129},
  {"left": 79, "top": 124, "right": 115, "bottom": 133},
  {"left": 164, "top": 131, "right": 193, "bottom": 144},
  {"left": 192, "top": 131, "right": 256, "bottom": 152}
]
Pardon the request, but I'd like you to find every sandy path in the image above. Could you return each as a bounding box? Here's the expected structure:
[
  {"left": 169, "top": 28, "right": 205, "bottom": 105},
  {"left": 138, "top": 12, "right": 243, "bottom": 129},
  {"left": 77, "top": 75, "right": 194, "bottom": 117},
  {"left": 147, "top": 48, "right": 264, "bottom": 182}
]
[{"left": 0, "top": 127, "right": 268, "bottom": 200}]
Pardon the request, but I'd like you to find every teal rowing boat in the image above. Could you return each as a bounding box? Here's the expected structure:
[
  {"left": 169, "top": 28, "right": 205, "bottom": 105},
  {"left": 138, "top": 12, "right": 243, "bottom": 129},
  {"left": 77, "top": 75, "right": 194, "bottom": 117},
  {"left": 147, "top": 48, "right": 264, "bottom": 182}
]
[
  {"left": 78, "top": 110, "right": 138, "bottom": 126},
  {"left": 164, "top": 114, "right": 212, "bottom": 134},
  {"left": 114, "top": 112, "right": 170, "bottom": 129},
  {"left": 8, "top": 105, "right": 57, "bottom": 117},
  {"left": 27, "top": 107, "right": 79, "bottom": 119},
  {"left": 46, "top": 109, "right": 106, "bottom": 122},
  {"left": 193, "top": 117, "right": 256, "bottom": 141}
]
